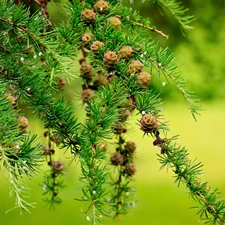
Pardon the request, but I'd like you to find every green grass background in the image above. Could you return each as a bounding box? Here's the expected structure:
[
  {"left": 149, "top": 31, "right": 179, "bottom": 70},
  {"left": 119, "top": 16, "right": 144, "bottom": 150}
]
[{"left": 1, "top": 101, "right": 225, "bottom": 225}]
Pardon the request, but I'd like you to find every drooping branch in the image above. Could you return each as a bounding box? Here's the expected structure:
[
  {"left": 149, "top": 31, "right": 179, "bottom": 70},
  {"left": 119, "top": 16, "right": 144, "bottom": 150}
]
[
  {"left": 116, "top": 14, "right": 168, "bottom": 39},
  {"left": 152, "top": 130, "right": 225, "bottom": 224}
]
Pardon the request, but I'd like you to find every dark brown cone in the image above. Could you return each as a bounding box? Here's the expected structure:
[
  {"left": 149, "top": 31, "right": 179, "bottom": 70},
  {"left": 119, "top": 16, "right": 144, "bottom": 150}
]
[
  {"left": 81, "top": 89, "right": 95, "bottom": 103},
  {"left": 110, "top": 152, "right": 124, "bottom": 165},
  {"left": 124, "top": 163, "right": 136, "bottom": 176},
  {"left": 80, "top": 62, "right": 93, "bottom": 80},
  {"left": 124, "top": 141, "right": 136, "bottom": 154}
]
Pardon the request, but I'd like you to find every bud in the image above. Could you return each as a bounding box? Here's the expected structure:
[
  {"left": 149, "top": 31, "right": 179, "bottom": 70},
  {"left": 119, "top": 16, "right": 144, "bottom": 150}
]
[
  {"left": 110, "top": 152, "right": 124, "bottom": 165},
  {"left": 124, "top": 163, "right": 136, "bottom": 176},
  {"left": 96, "top": 142, "right": 107, "bottom": 152},
  {"left": 51, "top": 160, "right": 64, "bottom": 174},
  {"left": 114, "top": 122, "right": 127, "bottom": 134},
  {"left": 17, "top": 36, "right": 22, "bottom": 43},
  {"left": 128, "top": 60, "right": 143, "bottom": 74},
  {"left": 107, "top": 74, "right": 116, "bottom": 83},
  {"left": 108, "top": 17, "right": 121, "bottom": 30},
  {"left": 136, "top": 71, "right": 151, "bottom": 90},
  {"left": 42, "top": 146, "right": 55, "bottom": 156},
  {"left": 125, "top": 97, "right": 136, "bottom": 112},
  {"left": 7, "top": 94, "right": 17, "bottom": 105},
  {"left": 81, "top": 89, "right": 95, "bottom": 103},
  {"left": 103, "top": 51, "right": 119, "bottom": 68},
  {"left": 140, "top": 114, "right": 158, "bottom": 133},
  {"left": 17, "top": 116, "right": 28, "bottom": 130},
  {"left": 57, "top": 77, "right": 66, "bottom": 89},
  {"left": 50, "top": 133, "right": 61, "bottom": 146},
  {"left": 43, "top": 131, "right": 48, "bottom": 137},
  {"left": 82, "top": 33, "right": 93, "bottom": 47},
  {"left": 91, "top": 41, "right": 104, "bottom": 54},
  {"left": 80, "top": 62, "right": 93, "bottom": 80},
  {"left": 119, "top": 109, "right": 131, "bottom": 121},
  {"left": 94, "top": 75, "right": 108, "bottom": 87},
  {"left": 93, "top": 0, "right": 109, "bottom": 14},
  {"left": 118, "top": 46, "right": 133, "bottom": 60},
  {"left": 81, "top": 9, "right": 95, "bottom": 24},
  {"left": 124, "top": 141, "right": 136, "bottom": 154}
]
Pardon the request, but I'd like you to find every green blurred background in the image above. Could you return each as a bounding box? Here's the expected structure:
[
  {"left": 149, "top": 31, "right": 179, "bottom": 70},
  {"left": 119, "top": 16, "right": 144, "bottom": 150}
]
[{"left": 1, "top": 1, "right": 225, "bottom": 225}]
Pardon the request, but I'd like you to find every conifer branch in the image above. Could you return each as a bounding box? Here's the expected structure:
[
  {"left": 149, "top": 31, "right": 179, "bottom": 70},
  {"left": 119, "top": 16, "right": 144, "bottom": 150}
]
[
  {"left": 33, "top": 0, "right": 52, "bottom": 26},
  {"left": 147, "top": 48, "right": 201, "bottom": 119},
  {"left": 0, "top": 82, "right": 42, "bottom": 213},
  {"left": 0, "top": 64, "right": 81, "bottom": 156},
  {"left": 154, "top": 0, "right": 195, "bottom": 33},
  {"left": 0, "top": 14, "right": 77, "bottom": 81},
  {"left": 116, "top": 15, "right": 168, "bottom": 39},
  {"left": 152, "top": 130, "right": 225, "bottom": 224}
]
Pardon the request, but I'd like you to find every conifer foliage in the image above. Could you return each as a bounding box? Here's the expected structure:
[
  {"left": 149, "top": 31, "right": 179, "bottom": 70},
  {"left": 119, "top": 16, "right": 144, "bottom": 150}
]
[{"left": 0, "top": 0, "right": 224, "bottom": 224}]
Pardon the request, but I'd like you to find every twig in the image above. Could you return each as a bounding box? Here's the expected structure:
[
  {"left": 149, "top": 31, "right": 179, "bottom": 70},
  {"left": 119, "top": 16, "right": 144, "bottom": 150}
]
[
  {"left": 0, "top": 44, "right": 10, "bottom": 54},
  {"left": 0, "top": 18, "right": 28, "bottom": 32},
  {"left": 116, "top": 15, "right": 168, "bottom": 39},
  {"left": 33, "top": 0, "right": 52, "bottom": 27},
  {"left": 148, "top": 56, "right": 201, "bottom": 119}
]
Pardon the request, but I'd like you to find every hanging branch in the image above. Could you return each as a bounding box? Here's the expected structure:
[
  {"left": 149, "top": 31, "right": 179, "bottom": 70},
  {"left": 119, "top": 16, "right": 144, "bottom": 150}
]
[
  {"left": 153, "top": 130, "right": 225, "bottom": 224},
  {"left": 135, "top": 92, "right": 225, "bottom": 224},
  {"left": 147, "top": 51, "right": 202, "bottom": 120},
  {"left": 153, "top": 0, "right": 195, "bottom": 33},
  {"left": 115, "top": 14, "right": 168, "bottom": 39},
  {"left": 33, "top": 0, "right": 52, "bottom": 26}
]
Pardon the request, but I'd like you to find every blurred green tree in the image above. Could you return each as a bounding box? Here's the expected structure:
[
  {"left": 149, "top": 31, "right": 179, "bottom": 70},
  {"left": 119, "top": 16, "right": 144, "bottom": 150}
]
[{"left": 132, "top": 0, "right": 225, "bottom": 100}]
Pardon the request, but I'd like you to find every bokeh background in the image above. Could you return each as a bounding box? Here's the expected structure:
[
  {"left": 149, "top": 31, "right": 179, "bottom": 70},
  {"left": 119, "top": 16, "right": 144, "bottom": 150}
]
[{"left": 1, "top": 0, "right": 225, "bottom": 225}]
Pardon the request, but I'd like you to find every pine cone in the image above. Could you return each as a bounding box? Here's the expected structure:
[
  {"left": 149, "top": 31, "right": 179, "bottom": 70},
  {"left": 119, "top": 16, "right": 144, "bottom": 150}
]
[
  {"left": 93, "top": 0, "right": 109, "bottom": 14},
  {"left": 81, "top": 9, "right": 95, "bottom": 24},
  {"left": 42, "top": 146, "right": 55, "bottom": 156},
  {"left": 124, "top": 163, "right": 136, "bottom": 176},
  {"left": 94, "top": 75, "right": 108, "bottom": 87},
  {"left": 51, "top": 160, "right": 64, "bottom": 174},
  {"left": 110, "top": 152, "right": 124, "bottom": 165},
  {"left": 7, "top": 94, "right": 17, "bottom": 105},
  {"left": 17, "top": 116, "right": 28, "bottom": 130},
  {"left": 103, "top": 51, "right": 119, "bottom": 68},
  {"left": 108, "top": 17, "right": 121, "bottom": 30},
  {"left": 114, "top": 122, "right": 127, "bottom": 134},
  {"left": 81, "top": 89, "right": 95, "bottom": 103},
  {"left": 124, "top": 141, "right": 136, "bottom": 154},
  {"left": 80, "top": 62, "right": 93, "bottom": 80},
  {"left": 136, "top": 71, "right": 151, "bottom": 90},
  {"left": 57, "top": 77, "right": 66, "bottom": 89},
  {"left": 129, "top": 60, "right": 143, "bottom": 74},
  {"left": 119, "top": 109, "right": 131, "bottom": 121},
  {"left": 82, "top": 33, "right": 93, "bottom": 47},
  {"left": 125, "top": 97, "right": 136, "bottom": 112},
  {"left": 91, "top": 41, "right": 104, "bottom": 54},
  {"left": 118, "top": 46, "right": 133, "bottom": 60},
  {"left": 140, "top": 114, "right": 158, "bottom": 133},
  {"left": 50, "top": 133, "right": 61, "bottom": 146}
]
